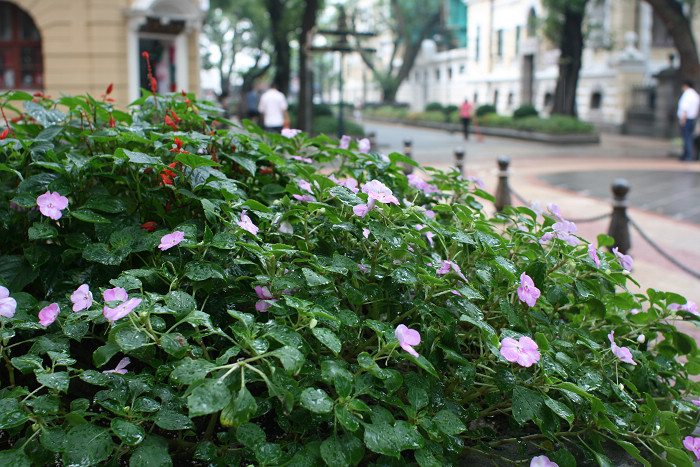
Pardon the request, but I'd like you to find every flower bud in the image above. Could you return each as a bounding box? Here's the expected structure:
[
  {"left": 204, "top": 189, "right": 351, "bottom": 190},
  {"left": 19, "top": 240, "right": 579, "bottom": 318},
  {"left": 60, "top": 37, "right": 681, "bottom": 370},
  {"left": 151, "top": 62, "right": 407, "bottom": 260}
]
[
  {"left": 309, "top": 318, "right": 318, "bottom": 329},
  {"left": 637, "top": 334, "right": 646, "bottom": 344},
  {"left": 618, "top": 383, "right": 625, "bottom": 391}
]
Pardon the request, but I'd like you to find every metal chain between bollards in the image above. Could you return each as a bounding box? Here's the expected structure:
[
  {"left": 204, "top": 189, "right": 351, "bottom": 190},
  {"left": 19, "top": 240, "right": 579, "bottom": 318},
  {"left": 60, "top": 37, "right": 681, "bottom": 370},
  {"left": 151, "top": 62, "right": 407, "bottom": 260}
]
[{"left": 626, "top": 216, "right": 700, "bottom": 280}]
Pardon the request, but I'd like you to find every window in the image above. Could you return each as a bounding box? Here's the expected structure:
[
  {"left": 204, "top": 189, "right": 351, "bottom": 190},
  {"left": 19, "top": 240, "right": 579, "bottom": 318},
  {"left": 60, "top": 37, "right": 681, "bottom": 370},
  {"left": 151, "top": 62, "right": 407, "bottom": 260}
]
[
  {"left": 544, "top": 92, "right": 553, "bottom": 108},
  {"left": 496, "top": 29, "right": 504, "bottom": 57},
  {"left": 459, "top": 64, "right": 465, "bottom": 74},
  {"left": 651, "top": 11, "right": 673, "bottom": 47},
  {"left": 590, "top": 91, "right": 602, "bottom": 110},
  {"left": 507, "top": 92, "right": 514, "bottom": 107},
  {"left": 515, "top": 26, "right": 521, "bottom": 55},
  {"left": 473, "top": 92, "right": 478, "bottom": 104},
  {"left": 0, "top": 1, "right": 43, "bottom": 90},
  {"left": 447, "top": 67, "right": 453, "bottom": 80},
  {"left": 435, "top": 68, "right": 440, "bottom": 81},
  {"left": 493, "top": 90, "right": 499, "bottom": 106}
]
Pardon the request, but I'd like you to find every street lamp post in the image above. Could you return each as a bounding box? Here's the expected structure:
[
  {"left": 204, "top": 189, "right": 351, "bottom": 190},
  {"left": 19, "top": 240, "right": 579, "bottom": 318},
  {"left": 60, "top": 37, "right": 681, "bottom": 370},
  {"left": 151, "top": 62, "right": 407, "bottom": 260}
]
[{"left": 311, "top": 6, "right": 374, "bottom": 139}]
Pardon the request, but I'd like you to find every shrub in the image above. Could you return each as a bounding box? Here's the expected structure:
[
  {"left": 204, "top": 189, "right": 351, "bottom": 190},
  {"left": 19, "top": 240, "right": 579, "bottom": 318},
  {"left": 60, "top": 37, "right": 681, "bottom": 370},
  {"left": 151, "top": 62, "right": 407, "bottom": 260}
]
[
  {"left": 425, "top": 102, "right": 444, "bottom": 112},
  {"left": 312, "top": 116, "right": 364, "bottom": 137},
  {"left": 476, "top": 104, "right": 497, "bottom": 117},
  {"left": 513, "top": 104, "right": 539, "bottom": 120},
  {"left": 0, "top": 87, "right": 698, "bottom": 466}
]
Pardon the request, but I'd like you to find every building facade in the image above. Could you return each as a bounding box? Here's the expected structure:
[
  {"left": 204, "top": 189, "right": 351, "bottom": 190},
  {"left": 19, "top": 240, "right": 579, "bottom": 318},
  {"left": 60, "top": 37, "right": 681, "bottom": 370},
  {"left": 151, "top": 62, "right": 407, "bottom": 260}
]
[
  {"left": 0, "top": 0, "right": 206, "bottom": 108},
  {"left": 357, "top": 0, "right": 693, "bottom": 133}
]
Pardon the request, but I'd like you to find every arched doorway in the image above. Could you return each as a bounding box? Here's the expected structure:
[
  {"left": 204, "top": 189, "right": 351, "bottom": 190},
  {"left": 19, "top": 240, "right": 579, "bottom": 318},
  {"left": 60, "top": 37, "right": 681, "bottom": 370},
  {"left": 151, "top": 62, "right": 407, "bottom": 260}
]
[{"left": 0, "top": 1, "right": 43, "bottom": 90}]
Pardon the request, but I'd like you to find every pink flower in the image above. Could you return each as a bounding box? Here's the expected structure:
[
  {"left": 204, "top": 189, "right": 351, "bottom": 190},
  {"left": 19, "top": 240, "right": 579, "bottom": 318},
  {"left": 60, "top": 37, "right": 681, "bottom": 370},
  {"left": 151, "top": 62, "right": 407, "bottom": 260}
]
[
  {"left": 692, "top": 400, "right": 700, "bottom": 407},
  {"left": 254, "top": 285, "right": 277, "bottom": 312},
  {"left": 608, "top": 331, "right": 637, "bottom": 365},
  {"left": 395, "top": 324, "right": 421, "bottom": 358},
  {"left": 290, "top": 155, "right": 313, "bottom": 163},
  {"left": 612, "top": 247, "right": 633, "bottom": 271},
  {"left": 358, "top": 264, "right": 368, "bottom": 272},
  {"left": 407, "top": 174, "right": 439, "bottom": 195},
  {"left": 547, "top": 203, "right": 563, "bottom": 220},
  {"left": 669, "top": 301, "right": 699, "bottom": 316},
  {"left": 103, "top": 287, "right": 128, "bottom": 303},
  {"left": 358, "top": 138, "right": 370, "bottom": 153},
  {"left": 435, "top": 260, "right": 468, "bottom": 283},
  {"left": 281, "top": 128, "right": 302, "bottom": 138},
  {"left": 299, "top": 180, "right": 313, "bottom": 193},
  {"left": 353, "top": 203, "right": 372, "bottom": 218},
  {"left": 588, "top": 243, "right": 600, "bottom": 268},
  {"left": 103, "top": 357, "right": 130, "bottom": 375},
  {"left": 0, "top": 286, "right": 17, "bottom": 318},
  {"left": 339, "top": 134, "right": 351, "bottom": 150},
  {"left": 415, "top": 224, "right": 434, "bottom": 247},
  {"left": 293, "top": 194, "right": 315, "bottom": 202},
  {"left": 684, "top": 436, "right": 700, "bottom": 460},
  {"left": 530, "top": 455, "right": 558, "bottom": 467},
  {"left": 500, "top": 336, "right": 541, "bottom": 367},
  {"left": 329, "top": 175, "right": 360, "bottom": 193},
  {"left": 530, "top": 201, "right": 544, "bottom": 216},
  {"left": 552, "top": 220, "right": 579, "bottom": 246},
  {"left": 362, "top": 180, "right": 400, "bottom": 205},
  {"left": 238, "top": 210, "right": 259, "bottom": 235},
  {"left": 517, "top": 273, "right": 540, "bottom": 307},
  {"left": 38, "top": 303, "right": 60, "bottom": 327},
  {"left": 104, "top": 297, "right": 142, "bottom": 322},
  {"left": 467, "top": 175, "right": 485, "bottom": 190},
  {"left": 159, "top": 231, "right": 185, "bottom": 251},
  {"left": 423, "top": 208, "right": 435, "bottom": 219},
  {"left": 279, "top": 220, "right": 293, "bottom": 234},
  {"left": 37, "top": 190, "right": 69, "bottom": 220},
  {"left": 70, "top": 284, "right": 93, "bottom": 312},
  {"left": 362, "top": 228, "right": 370, "bottom": 239}
]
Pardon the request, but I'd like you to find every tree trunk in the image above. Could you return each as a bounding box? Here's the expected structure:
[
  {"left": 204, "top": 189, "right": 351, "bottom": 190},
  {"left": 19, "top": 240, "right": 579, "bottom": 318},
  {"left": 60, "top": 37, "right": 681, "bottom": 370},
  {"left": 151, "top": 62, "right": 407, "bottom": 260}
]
[
  {"left": 644, "top": 0, "right": 700, "bottom": 83},
  {"left": 551, "top": 7, "right": 584, "bottom": 116},
  {"left": 297, "top": 0, "right": 319, "bottom": 132},
  {"left": 266, "top": 0, "right": 291, "bottom": 95}
]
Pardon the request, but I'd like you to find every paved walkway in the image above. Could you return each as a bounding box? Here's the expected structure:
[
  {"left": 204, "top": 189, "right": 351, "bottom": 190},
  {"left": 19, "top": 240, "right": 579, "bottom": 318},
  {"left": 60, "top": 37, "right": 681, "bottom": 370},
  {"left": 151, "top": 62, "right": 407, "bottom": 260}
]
[{"left": 363, "top": 121, "right": 700, "bottom": 320}]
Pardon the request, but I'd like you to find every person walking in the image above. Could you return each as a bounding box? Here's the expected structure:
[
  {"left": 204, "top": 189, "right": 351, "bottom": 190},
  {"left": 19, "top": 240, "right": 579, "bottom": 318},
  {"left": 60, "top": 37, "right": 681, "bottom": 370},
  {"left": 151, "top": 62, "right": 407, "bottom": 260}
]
[
  {"left": 244, "top": 87, "right": 260, "bottom": 124},
  {"left": 459, "top": 98, "right": 473, "bottom": 140},
  {"left": 258, "top": 83, "right": 289, "bottom": 134},
  {"left": 677, "top": 80, "right": 700, "bottom": 161}
]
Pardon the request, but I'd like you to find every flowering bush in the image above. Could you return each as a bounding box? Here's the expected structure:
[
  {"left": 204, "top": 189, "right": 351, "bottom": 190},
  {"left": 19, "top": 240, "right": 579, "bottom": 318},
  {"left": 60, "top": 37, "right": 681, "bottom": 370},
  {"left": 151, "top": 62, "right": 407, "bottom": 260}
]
[{"left": 1, "top": 88, "right": 700, "bottom": 466}]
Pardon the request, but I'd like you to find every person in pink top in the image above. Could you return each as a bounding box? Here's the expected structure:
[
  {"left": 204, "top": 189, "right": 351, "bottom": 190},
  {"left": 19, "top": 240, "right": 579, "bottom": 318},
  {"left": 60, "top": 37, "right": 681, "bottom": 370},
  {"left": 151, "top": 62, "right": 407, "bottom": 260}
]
[{"left": 459, "top": 98, "right": 473, "bottom": 140}]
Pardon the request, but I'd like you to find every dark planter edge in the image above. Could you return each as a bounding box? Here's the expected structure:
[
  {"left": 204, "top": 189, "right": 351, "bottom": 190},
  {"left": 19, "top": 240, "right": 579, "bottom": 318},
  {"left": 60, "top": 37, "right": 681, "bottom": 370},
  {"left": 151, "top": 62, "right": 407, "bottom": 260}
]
[{"left": 362, "top": 116, "right": 601, "bottom": 145}]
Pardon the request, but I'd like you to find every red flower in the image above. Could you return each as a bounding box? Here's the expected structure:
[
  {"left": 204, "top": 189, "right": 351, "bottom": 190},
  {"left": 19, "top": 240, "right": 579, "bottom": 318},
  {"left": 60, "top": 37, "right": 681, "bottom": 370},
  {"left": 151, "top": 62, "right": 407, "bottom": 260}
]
[
  {"left": 142, "top": 51, "right": 149, "bottom": 59},
  {"left": 169, "top": 136, "right": 189, "bottom": 154},
  {"left": 141, "top": 221, "right": 157, "bottom": 232},
  {"left": 149, "top": 77, "right": 158, "bottom": 93},
  {"left": 260, "top": 167, "right": 274, "bottom": 175},
  {"left": 165, "top": 115, "right": 177, "bottom": 130},
  {"left": 181, "top": 89, "right": 187, "bottom": 97},
  {"left": 108, "top": 115, "right": 116, "bottom": 128},
  {"left": 168, "top": 109, "right": 181, "bottom": 124},
  {"left": 160, "top": 162, "right": 180, "bottom": 185},
  {"left": 0, "top": 128, "right": 9, "bottom": 140},
  {"left": 105, "top": 83, "right": 114, "bottom": 95},
  {"left": 164, "top": 201, "right": 171, "bottom": 214}
]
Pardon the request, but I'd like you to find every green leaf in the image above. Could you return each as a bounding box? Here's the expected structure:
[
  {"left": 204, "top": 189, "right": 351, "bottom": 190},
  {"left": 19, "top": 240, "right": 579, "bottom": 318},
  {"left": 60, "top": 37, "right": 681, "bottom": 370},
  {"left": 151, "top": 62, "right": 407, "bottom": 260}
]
[
  {"left": 512, "top": 386, "right": 544, "bottom": 425},
  {"left": 62, "top": 423, "right": 113, "bottom": 466},
  {"left": 302, "top": 267, "right": 330, "bottom": 286},
  {"left": 128, "top": 435, "right": 172, "bottom": 467},
  {"left": 432, "top": 410, "right": 466, "bottom": 435},
  {"left": 300, "top": 388, "right": 334, "bottom": 413},
  {"left": 116, "top": 148, "right": 162, "bottom": 165},
  {"left": 228, "top": 153, "right": 257, "bottom": 175},
  {"left": 613, "top": 439, "right": 651, "bottom": 467},
  {"left": 0, "top": 450, "right": 31, "bottom": 467},
  {"left": 0, "top": 398, "right": 29, "bottom": 429},
  {"left": 236, "top": 422, "right": 266, "bottom": 448},
  {"left": 111, "top": 418, "right": 146, "bottom": 446},
  {"left": 321, "top": 434, "right": 364, "bottom": 467},
  {"left": 336, "top": 406, "right": 360, "bottom": 432},
  {"left": 184, "top": 261, "right": 225, "bottom": 281},
  {"left": 83, "top": 196, "right": 126, "bottom": 213},
  {"left": 188, "top": 379, "right": 231, "bottom": 417},
  {"left": 114, "top": 327, "right": 150, "bottom": 352},
  {"left": 170, "top": 359, "right": 216, "bottom": 385},
  {"left": 243, "top": 199, "right": 273, "bottom": 214},
  {"left": 175, "top": 152, "right": 220, "bottom": 168},
  {"left": 493, "top": 256, "right": 517, "bottom": 280},
  {"left": 36, "top": 371, "right": 70, "bottom": 392},
  {"left": 544, "top": 397, "right": 574, "bottom": 426},
  {"left": 272, "top": 346, "right": 304, "bottom": 374},
  {"left": 407, "top": 387, "right": 429, "bottom": 410},
  {"left": 28, "top": 222, "right": 58, "bottom": 240},
  {"left": 220, "top": 386, "right": 258, "bottom": 428},
  {"left": 40, "top": 427, "right": 67, "bottom": 452},
  {"left": 363, "top": 423, "right": 401, "bottom": 458},
  {"left": 92, "top": 342, "right": 120, "bottom": 368},
  {"left": 153, "top": 410, "right": 195, "bottom": 431},
  {"left": 329, "top": 186, "right": 362, "bottom": 206},
  {"left": 71, "top": 209, "right": 111, "bottom": 224},
  {"left": 311, "top": 327, "right": 342, "bottom": 356}
]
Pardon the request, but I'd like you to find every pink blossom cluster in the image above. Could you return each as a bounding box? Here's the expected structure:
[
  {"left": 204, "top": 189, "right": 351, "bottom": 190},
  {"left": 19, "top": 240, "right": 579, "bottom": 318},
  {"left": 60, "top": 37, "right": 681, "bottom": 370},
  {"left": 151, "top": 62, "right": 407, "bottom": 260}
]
[
  {"left": 103, "top": 286, "right": 142, "bottom": 322},
  {"left": 608, "top": 331, "right": 636, "bottom": 365},
  {"left": 37, "top": 190, "right": 69, "bottom": 220},
  {"left": 353, "top": 179, "right": 400, "bottom": 218},
  {"left": 407, "top": 173, "right": 439, "bottom": 195},
  {"left": 517, "top": 273, "right": 540, "bottom": 307},
  {"left": 395, "top": 324, "right": 421, "bottom": 358},
  {"left": 500, "top": 336, "right": 541, "bottom": 367}
]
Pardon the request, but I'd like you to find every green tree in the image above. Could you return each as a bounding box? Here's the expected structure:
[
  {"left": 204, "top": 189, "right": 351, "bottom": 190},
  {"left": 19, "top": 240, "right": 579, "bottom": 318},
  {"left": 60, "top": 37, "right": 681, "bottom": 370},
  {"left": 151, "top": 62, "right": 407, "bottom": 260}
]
[
  {"left": 542, "top": 0, "right": 589, "bottom": 116},
  {"left": 643, "top": 0, "right": 700, "bottom": 83},
  {"left": 352, "top": 0, "right": 442, "bottom": 103}
]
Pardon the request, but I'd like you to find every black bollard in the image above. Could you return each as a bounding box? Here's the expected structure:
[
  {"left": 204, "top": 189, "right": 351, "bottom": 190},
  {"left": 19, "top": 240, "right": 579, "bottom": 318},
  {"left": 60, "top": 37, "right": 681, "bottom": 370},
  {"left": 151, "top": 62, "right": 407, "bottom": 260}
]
[
  {"left": 494, "top": 155, "right": 511, "bottom": 212},
  {"left": 403, "top": 138, "right": 414, "bottom": 174},
  {"left": 368, "top": 132, "right": 376, "bottom": 152},
  {"left": 454, "top": 147, "right": 465, "bottom": 176},
  {"left": 607, "top": 178, "right": 631, "bottom": 254}
]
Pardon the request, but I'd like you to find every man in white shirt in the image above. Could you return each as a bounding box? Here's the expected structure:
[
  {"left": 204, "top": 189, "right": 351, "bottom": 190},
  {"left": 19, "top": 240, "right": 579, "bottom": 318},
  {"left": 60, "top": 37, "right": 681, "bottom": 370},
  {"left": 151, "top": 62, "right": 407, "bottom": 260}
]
[
  {"left": 258, "top": 83, "right": 289, "bottom": 134},
  {"left": 677, "top": 80, "right": 700, "bottom": 161}
]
